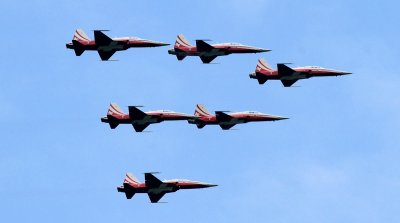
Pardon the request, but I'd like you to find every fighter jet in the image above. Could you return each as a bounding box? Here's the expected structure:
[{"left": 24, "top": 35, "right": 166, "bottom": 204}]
[
  {"left": 249, "top": 58, "right": 352, "bottom": 87},
  {"left": 101, "top": 103, "right": 194, "bottom": 132},
  {"left": 168, "top": 34, "right": 270, "bottom": 63},
  {"left": 117, "top": 172, "right": 217, "bottom": 203},
  {"left": 188, "top": 104, "right": 288, "bottom": 130},
  {"left": 66, "top": 29, "right": 169, "bottom": 60}
]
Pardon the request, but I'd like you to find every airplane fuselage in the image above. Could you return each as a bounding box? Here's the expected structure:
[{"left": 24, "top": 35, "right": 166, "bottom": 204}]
[
  {"left": 253, "top": 67, "right": 351, "bottom": 81},
  {"left": 118, "top": 183, "right": 179, "bottom": 194},
  {"left": 168, "top": 44, "right": 267, "bottom": 57},
  {"left": 66, "top": 38, "right": 168, "bottom": 52},
  {"left": 102, "top": 112, "right": 192, "bottom": 125},
  {"left": 189, "top": 113, "right": 287, "bottom": 126},
  {"left": 118, "top": 181, "right": 216, "bottom": 194},
  {"left": 102, "top": 110, "right": 193, "bottom": 126}
]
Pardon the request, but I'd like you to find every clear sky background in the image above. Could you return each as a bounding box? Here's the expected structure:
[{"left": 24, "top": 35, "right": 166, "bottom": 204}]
[{"left": 1, "top": 0, "right": 399, "bottom": 222}]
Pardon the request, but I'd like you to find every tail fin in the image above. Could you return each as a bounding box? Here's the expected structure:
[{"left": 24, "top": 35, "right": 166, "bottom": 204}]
[
  {"left": 106, "top": 103, "right": 127, "bottom": 129},
  {"left": 122, "top": 173, "right": 140, "bottom": 199},
  {"left": 73, "top": 29, "right": 91, "bottom": 44},
  {"left": 71, "top": 29, "right": 90, "bottom": 56},
  {"left": 174, "top": 34, "right": 193, "bottom": 50},
  {"left": 107, "top": 103, "right": 126, "bottom": 118},
  {"left": 124, "top": 173, "right": 141, "bottom": 186},
  {"left": 256, "top": 58, "right": 274, "bottom": 74},
  {"left": 195, "top": 104, "right": 211, "bottom": 117}
]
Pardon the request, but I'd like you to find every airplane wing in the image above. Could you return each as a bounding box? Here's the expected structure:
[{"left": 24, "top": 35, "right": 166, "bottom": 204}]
[
  {"left": 128, "top": 106, "right": 148, "bottom": 120},
  {"left": 94, "top": 30, "right": 113, "bottom": 45},
  {"left": 196, "top": 40, "right": 214, "bottom": 52},
  {"left": 200, "top": 55, "right": 218, "bottom": 63},
  {"left": 277, "top": 64, "right": 295, "bottom": 77},
  {"left": 98, "top": 50, "right": 116, "bottom": 61},
  {"left": 132, "top": 123, "right": 151, "bottom": 132},
  {"left": 219, "top": 124, "right": 236, "bottom": 130},
  {"left": 147, "top": 192, "right": 166, "bottom": 203},
  {"left": 145, "top": 173, "right": 163, "bottom": 188},
  {"left": 215, "top": 111, "right": 233, "bottom": 122},
  {"left": 281, "top": 79, "right": 298, "bottom": 87}
]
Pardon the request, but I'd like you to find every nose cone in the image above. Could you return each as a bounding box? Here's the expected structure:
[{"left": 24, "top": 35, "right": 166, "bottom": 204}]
[
  {"left": 256, "top": 48, "right": 271, "bottom": 53},
  {"left": 152, "top": 41, "right": 170, "bottom": 47},
  {"left": 270, "top": 115, "right": 289, "bottom": 121},
  {"left": 339, "top": 71, "right": 352, "bottom": 75},
  {"left": 328, "top": 69, "right": 352, "bottom": 76},
  {"left": 199, "top": 183, "right": 218, "bottom": 188}
]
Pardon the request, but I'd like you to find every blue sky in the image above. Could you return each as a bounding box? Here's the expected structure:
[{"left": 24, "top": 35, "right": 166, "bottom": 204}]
[{"left": 1, "top": 0, "right": 399, "bottom": 222}]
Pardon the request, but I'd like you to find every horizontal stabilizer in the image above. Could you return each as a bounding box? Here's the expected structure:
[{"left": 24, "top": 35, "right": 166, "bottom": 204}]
[
  {"left": 200, "top": 55, "right": 218, "bottom": 64},
  {"left": 196, "top": 40, "right": 214, "bottom": 52},
  {"left": 196, "top": 123, "right": 206, "bottom": 129},
  {"left": 277, "top": 64, "right": 295, "bottom": 76},
  {"left": 122, "top": 183, "right": 135, "bottom": 199},
  {"left": 215, "top": 111, "right": 233, "bottom": 122},
  {"left": 94, "top": 30, "right": 113, "bottom": 45},
  {"left": 257, "top": 77, "right": 267, "bottom": 85},
  {"left": 176, "top": 55, "right": 186, "bottom": 60},
  {"left": 145, "top": 173, "right": 163, "bottom": 188},
  {"left": 106, "top": 115, "right": 120, "bottom": 129},
  {"left": 255, "top": 74, "right": 268, "bottom": 85},
  {"left": 72, "top": 40, "right": 85, "bottom": 56},
  {"left": 281, "top": 79, "right": 298, "bottom": 87}
]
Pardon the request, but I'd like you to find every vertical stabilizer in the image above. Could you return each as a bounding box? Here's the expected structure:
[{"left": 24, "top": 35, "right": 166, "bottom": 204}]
[
  {"left": 174, "top": 34, "right": 193, "bottom": 50},
  {"left": 73, "top": 29, "right": 91, "bottom": 44},
  {"left": 256, "top": 58, "right": 274, "bottom": 73},
  {"left": 106, "top": 103, "right": 127, "bottom": 129},
  {"left": 107, "top": 103, "right": 126, "bottom": 119},
  {"left": 195, "top": 104, "right": 211, "bottom": 117},
  {"left": 120, "top": 173, "right": 140, "bottom": 199},
  {"left": 124, "top": 173, "right": 141, "bottom": 186}
]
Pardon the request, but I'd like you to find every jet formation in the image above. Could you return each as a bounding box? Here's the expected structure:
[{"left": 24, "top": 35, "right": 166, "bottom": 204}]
[
  {"left": 188, "top": 104, "right": 288, "bottom": 130},
  {"left": 101, "top": 103, "right": 288, "bottom": 132},
  {"left": 168, "top": 34, "right": 269, "bottom": 63},
  {"left": 250, "top": 58, "right": 352, "bottom": 87},
  {"left": 66, "top": 29, "right": 169, "bottom": 60},
  {"left": 118, "top": 173, "right": 217, "bottom": 203},
  {"left": 66, "top": 29, "right": 351, "bottom": 203},
  {"left": 101, "top": 103, "right": 194, "bottom": 132}
]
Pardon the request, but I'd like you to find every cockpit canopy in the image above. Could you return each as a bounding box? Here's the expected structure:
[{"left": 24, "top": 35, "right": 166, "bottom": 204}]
[
  {"left": 215, "top": 42, "right": 243, "bottom": 46},
  {"left": 153, "top": 109, "right": 174, "bottom": 113},
  {"left": 166, "top": 179, "right": 198, "bottom": 183},
  {"left": 244, "top": 111, "right": 263, "bottom": 114},
  {"left": 114, "top": 36, "right": 143, "bottom": 41},
  {"left": 304, "top": 66, "right": 324, "bottom": 69}
]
